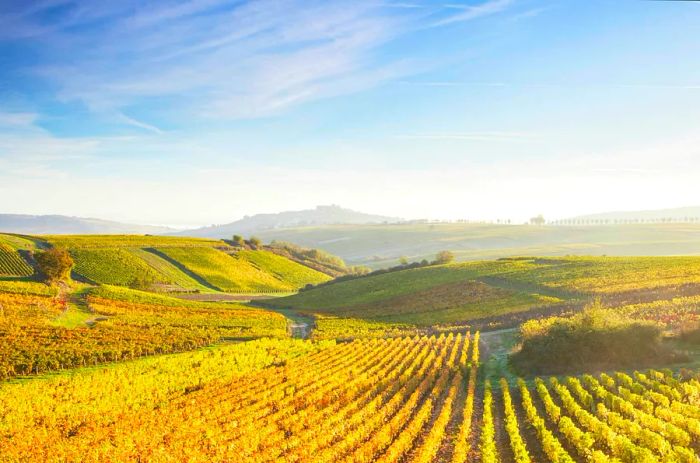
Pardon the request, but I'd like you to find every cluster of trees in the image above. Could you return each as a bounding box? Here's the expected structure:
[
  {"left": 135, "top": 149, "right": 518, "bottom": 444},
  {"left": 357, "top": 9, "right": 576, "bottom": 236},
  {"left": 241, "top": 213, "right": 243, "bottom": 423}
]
[{"left": 231, "top": 235, "right": 262, "bottom": 248}]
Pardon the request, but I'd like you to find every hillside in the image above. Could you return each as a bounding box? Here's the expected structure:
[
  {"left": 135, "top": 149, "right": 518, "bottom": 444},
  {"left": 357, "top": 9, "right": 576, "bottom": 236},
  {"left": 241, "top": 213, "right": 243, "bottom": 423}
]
[
  {"left": 248, "top": 222, "right": 700, "bottom": 267},
  {"left": 266, "top": 256, "right": 700, "bottom": 335},
  {"left": 0, "top": 214, "right": 174, "bottom": 235},
  {"left": 40, "top": 235, "right": 332, "bottom": 294},
  {"left": 177, "top": 205, "right": 401, "bottom": 238}
]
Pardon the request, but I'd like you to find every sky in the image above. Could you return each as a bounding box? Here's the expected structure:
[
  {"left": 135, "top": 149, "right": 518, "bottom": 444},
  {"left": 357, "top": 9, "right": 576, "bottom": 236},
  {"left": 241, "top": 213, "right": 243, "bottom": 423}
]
[{"left": 0, "top": 0, "right": 699, "bottom": 228}]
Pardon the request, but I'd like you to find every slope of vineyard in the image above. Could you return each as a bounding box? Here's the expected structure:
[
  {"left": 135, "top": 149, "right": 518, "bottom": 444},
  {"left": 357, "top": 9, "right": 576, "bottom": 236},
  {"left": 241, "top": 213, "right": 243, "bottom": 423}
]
[
  {"left": 128, "top": 247, "right": 213, "bottom": 291},
  {"left": 37, "top": 235, "right": 334, "bottom": 293},
  {"left": 0, "top": 243, "right": 33, "bottom": 277},
  {"left": 237, "top": 249, "right": 331, "bottom": 286},
  {"left": 5, "top": 331, "right": 700, "bottom": 462},
  {"left": 157, "top": 246, "right": 298, "bottom": 293},
  {"left": 70, "top": 248, "right": 167, "bottom": 285}
]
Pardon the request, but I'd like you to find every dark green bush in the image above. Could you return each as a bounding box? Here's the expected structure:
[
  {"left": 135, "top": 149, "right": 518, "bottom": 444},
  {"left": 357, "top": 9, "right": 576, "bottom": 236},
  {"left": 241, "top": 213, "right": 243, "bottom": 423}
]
[{"left": 511, "top": 301, "right": 678, "bottom": 375}]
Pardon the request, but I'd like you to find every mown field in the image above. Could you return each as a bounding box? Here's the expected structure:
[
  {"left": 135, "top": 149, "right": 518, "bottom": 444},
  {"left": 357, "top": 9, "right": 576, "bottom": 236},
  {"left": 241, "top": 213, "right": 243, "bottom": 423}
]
[{"left": 4, "top": 332, "right": 700, "bottom": 462}]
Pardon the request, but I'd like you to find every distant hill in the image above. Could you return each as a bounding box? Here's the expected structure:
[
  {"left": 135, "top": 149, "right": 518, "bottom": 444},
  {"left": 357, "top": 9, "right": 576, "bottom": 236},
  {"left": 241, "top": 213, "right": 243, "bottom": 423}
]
[
  {"left": 559, "top": 206, "right": 700, "bottom": 224},
  {"left": 178, "top": 205, "right": 401, "bottom": 238},
  {"left": 0, "top": 214, "right": 174, "bottom": 235},
  {"left": 245, "top": 222, "right": 700, "bottom": 268}
]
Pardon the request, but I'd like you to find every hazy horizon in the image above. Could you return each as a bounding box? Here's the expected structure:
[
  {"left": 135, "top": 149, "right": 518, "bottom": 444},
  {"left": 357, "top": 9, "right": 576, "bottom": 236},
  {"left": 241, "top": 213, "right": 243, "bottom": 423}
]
[{"left": 1, "top": 1, "right": 699, "bottom": 226}]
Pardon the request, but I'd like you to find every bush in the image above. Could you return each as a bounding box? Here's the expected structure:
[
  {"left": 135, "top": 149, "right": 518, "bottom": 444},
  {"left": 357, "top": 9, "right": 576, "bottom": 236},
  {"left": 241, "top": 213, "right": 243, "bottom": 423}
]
[
  {"left": 434, "top": 251, "right": 455, "bottom": 265},
  {"left": 510, "top": 301, "right": 678, "bottom": 375},
  {"left": 232, "top": 235, "right": 245, "bottom": 246},
  {"left": 35, "top": 248, "right": 74, "bottom": 283},
  {"left": 248, "top": 236, "right": 262, "bottom": 248}
]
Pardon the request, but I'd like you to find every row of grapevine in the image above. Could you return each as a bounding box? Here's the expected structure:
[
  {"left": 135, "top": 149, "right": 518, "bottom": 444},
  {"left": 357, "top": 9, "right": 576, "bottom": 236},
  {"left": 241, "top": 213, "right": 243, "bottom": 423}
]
[
  {"left": 5, "top": 330, "right": 700, "bottom": 463},
  {"left": 0, "top": 243, "right": 33, "bottom": 277}
]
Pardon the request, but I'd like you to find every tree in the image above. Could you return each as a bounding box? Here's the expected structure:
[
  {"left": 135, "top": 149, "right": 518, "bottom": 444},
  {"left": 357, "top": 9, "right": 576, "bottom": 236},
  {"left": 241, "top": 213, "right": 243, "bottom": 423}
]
[
  {"left": 35, "top": 248, "right": 73, "bottom": 283},
  {"left": 399, "top": 256, "right": 409, "bottom": 265},
  {"left": 129, "top": 274, "right": 155, "bottom": 290},
  {"left": 434, "top": 250, "right": 455, "bottom": 265},
  {"left": 529, "top": 215, "right": 545, "bottom": 226},
  {"left": 232, "top": 235, "right": 245, "bottom": 246},
  {"left": 249, "top": 236, "right": 262, "bottom": 248}
]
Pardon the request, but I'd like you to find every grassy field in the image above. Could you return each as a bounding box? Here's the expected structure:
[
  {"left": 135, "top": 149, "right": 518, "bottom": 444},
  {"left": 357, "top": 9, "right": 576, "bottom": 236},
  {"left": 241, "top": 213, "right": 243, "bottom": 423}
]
[{"left": 254, "top": 223, "right": 700, "bottom": 267}]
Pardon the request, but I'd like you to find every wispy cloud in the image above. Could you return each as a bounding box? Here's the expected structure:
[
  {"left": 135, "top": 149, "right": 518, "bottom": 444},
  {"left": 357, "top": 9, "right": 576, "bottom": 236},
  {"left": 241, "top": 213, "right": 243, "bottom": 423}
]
[
  {"left": 6, "top": 1, "right": 426, "bottom": 122},
  {"left": 430, "top": 0, "right": 514, "bottom": 27}
]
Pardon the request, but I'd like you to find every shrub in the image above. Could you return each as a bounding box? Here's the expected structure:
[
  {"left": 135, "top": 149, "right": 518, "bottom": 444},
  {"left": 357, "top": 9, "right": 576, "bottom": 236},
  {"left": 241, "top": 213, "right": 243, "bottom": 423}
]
[
  {"left": 511, "top": 301, "right": 678, "bottom": 374},
  {"left": 434, "top": 251, "right": 455, "bottom": 265}
]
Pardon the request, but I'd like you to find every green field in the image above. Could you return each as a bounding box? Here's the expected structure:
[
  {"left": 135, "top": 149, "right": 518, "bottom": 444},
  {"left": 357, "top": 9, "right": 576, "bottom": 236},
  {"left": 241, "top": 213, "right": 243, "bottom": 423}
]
[{"left": 254, "top": 223, "right": 700, "bottom": 267}]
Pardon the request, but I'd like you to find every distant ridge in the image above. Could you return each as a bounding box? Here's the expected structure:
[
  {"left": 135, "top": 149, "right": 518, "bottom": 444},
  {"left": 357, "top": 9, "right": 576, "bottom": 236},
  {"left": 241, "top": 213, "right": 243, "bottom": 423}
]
[
  {"left": 177, "top": 205, "right": 401, "bottom": 238},
  {"left": 0, "top": 214, "right": 174, "bottom": 235}
]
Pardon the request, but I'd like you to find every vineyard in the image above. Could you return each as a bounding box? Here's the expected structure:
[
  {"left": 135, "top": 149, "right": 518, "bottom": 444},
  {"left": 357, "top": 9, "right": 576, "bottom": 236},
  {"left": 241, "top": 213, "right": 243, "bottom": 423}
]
[
  {"left": 34, "top": 235, "right": 335, "bottom": 293},
  {"left": 4, "top": 332, "right": 700, "bottom": 461},
  {"left": 0, "top": 288, "right": 286, "bottom": 380},
  {"left": 70, "top": 248, "right": 167, "bottom": 286},
  {"left": 0, "top": 243, "right": 33, "bottom": 277}
]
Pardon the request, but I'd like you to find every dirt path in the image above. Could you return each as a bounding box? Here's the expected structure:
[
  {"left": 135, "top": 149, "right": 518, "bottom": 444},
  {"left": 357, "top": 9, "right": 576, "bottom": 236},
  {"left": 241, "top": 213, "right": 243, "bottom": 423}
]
[{"left": 266, "top": 308, "right": 315, "bottom": 339}]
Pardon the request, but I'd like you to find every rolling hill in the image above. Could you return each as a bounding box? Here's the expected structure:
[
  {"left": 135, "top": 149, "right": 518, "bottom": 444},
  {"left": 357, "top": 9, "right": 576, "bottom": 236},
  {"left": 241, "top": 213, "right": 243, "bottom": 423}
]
[
  {"left": 246, "top": 222, "right": 700, "bottom": 268},
  {"left": 39, "top": 235, "right": 333, "bottom": 294},
  {"left": 265, "top": 255, "right": 700, "bottom": 331}
]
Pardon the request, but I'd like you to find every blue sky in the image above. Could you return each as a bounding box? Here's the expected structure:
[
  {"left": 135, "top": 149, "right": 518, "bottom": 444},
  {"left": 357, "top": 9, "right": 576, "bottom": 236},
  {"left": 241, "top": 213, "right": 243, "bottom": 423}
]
[{"left": 1, "top": 0, "right": 699, "bottom": 227}]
